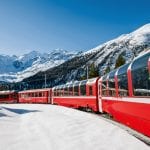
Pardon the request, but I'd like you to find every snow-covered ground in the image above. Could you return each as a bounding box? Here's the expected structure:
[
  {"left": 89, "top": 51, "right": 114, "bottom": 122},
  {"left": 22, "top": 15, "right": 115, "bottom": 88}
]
[{"left": 0, "top": 104, "right": 149, "bottom": 150}]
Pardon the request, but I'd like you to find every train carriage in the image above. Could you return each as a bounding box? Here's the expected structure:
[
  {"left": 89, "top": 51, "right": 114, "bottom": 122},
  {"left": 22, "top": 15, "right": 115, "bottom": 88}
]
[
  {"left": 19, "top": 88, "right": 52, "bottom": 104},
  {"left": 52, "top": 77, "right": 99, "bottom": 112},
  {"left": 98, "top": 51, "right": 150, "bottom": 137},
  {"left": 0, "top": 90, "right": 18, "bottom": 103}
]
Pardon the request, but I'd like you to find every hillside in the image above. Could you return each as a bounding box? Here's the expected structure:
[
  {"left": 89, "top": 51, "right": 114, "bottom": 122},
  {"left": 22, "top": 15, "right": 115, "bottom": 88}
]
[
  {"left": 0, "top": 24, "right": 150, "bottom": 90},
  {"left": 18, "top": 24, "right": 150, "bottom": 90}
]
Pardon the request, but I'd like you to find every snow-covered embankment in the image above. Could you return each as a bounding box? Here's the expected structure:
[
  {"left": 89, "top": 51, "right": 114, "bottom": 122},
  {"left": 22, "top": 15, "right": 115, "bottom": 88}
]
[{"left": 0, "top": 104, "right": 149, "bottom": 150}]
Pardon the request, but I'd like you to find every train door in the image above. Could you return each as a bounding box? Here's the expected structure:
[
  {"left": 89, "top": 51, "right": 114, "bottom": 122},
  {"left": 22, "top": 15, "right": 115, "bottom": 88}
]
[{"left": 98, "top": 77, "right": 103, "bottom": 113}]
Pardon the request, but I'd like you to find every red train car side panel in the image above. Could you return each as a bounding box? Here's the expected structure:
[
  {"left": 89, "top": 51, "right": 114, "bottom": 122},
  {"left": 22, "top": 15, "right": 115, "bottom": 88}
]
[
  {"left": 102, "top": 97, "right": 150, "bottom": 137},
  {"left": 19, "top": 89, "right": 51, "bottom": 104},
  {"left": 53, "top": 96, "right": 98, "bottom": 111},
  {"left": 52, "top": 78, "right": 99, "bottom": 112}
]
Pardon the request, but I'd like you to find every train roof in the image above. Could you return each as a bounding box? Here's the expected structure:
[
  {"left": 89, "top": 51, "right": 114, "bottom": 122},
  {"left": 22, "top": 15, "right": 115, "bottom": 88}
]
[
  {"left": 19, "top": 88, "right": 50, "bottom": 93},
  {"left": 0, "top": 90, "right": 16, "bottom": 95},
  {"left": 52, "top": 77, "right": 99, "bottom": 89}
]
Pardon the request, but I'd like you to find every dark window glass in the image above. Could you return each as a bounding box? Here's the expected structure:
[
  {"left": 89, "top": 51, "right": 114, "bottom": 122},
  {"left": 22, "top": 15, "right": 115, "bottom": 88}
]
[
  {"left": 89, "top": 86, "right": 93, "bottom": 96},
  {"left": 80, "top": 84, "right": 86, "bottom": 96},
  {"left": 56, "top": 86, "right": 64, "bottom": 96},
  {"left": 32, "top": 93, "right": 34, "bottom": 97},
  {"left": 57, "top": 89, "right": 60, "bottom": 96},
  {"left": 108, "top": 70, "right": 117, "bottom": 96},
  {"left": 68, "top": 85, "right": 73, "bottom": 96},
  {"left": 53, "top": 88, "right": 57, "bottom": 96},
  {"left": 73, "top": 82, "right": 79, "bottom": 96},
  {"left": 39, "top": 92, "right": 42, "bottom": 97},
  {"left": 12, "top": 93, "right": 16, "bottom": 98},
  {"left": 74, "top": 86, "right": 79, "bottom": 96},
  {"left": 55, "top": 86, "right": 62, "bottom": 96},
  {"left": 0, "top": 94, "right": 9, "bottom": 99},
  {"left": 74, "top": 82, "right": 79, "bottom": 96},
  {"left": 102, "top": 74, "right": 108, "bottom": 96},
  {"left": 64, "top": 87, "right": 68, "bottom": 96},
  {"left": 29, "top": 93, "right": 31, "bottom": 97},
  {"left": 117, "top": 63, "right": 129, "bottom": 97},
  {"left": 57, "top": 89, "right": 59, "bottom": 96},
  {"left": 131, "top": 53, "right": 150, "bottom": 96},
  {"left": 35, "top": 92, "right": 38, "bottom": 97},
  {"left": 61, "top": 89, "right": 63, "bottom": 96}
]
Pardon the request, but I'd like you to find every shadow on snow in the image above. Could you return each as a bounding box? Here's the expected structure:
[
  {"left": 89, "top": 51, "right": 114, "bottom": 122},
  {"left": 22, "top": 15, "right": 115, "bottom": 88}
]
[{"left": 0, "top": 107, "right": 40, "bottom": 116}]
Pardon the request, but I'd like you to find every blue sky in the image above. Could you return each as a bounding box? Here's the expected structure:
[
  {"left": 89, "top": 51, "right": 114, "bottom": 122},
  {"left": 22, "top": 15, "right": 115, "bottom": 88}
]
[{"left": 0, "top": 0, "right": 149, "bottom": 55}]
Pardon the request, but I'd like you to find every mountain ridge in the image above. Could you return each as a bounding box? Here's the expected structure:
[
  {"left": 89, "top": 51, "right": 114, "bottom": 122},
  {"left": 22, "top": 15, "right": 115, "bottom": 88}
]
[
  {"left": 0, "top": 49, "right": 78, "bottom": 82},
  {"left": 0, "top": 23, "right": 150, "bottom": 86}
]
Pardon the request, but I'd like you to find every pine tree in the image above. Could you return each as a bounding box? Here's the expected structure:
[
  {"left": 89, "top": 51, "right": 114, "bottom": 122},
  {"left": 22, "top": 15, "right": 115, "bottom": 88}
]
[
  {"left": 89, "top": 63, "right": 99, "bottom": 78},
  {"left": 115, "top": 55, "right": 125, "bottom": 68},
  {"left": 105, "top": 66, "right": 110, "bottom": 74}
]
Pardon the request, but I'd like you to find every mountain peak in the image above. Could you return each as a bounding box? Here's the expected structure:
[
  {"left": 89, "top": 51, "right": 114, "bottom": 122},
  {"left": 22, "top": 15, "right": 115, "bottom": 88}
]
[{"left": 132, "top": 23, "right": 150, "bottom": 34}]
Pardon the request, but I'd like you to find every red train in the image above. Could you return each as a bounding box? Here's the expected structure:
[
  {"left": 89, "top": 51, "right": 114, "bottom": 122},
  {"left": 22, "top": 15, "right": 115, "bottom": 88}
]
[
  {"left": 19, "top": 88, "right": 52, "bottom": 104},
  {"left": 52, "top": 77, "right": 99, "bottom": 112},
  {"left": 99, "top": 51, "right": 150, "bottom": 137},
  {"left": 52, "top": 50, "right": 150, "bottom": 137},
  {"left": 0, "top": 50, "right": 150, "bottom": 137},
  {"left": 0, "top": 90, "right": 18, "bottom": 103}
]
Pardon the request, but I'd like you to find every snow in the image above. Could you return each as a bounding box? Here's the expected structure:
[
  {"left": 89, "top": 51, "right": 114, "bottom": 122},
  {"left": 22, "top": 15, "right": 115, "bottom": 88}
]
[
  {"left": 0, "top": 104, "right": 149, "bottom": 150},
  {"left": 0, "top": 24, "right": 150, "bottom": 83},
  {"left": 0, "top": 49, "right": 77, "bottom": 82},
  {"left": 84, "top": 24, "right": 150, "bottom": 55}
]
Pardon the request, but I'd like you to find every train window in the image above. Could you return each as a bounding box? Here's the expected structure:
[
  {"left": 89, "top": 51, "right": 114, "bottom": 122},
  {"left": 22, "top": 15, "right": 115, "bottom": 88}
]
[
  {"left": 80, "top": 80, "right": 87, "bottom": 96},
  {"left": 20, "top": 94, "right": 23, "bottom": 98},
  {"left": 35, "top": 92, "right": 39, "bottom": 97},
  {"left": 74, "top": 82, "right": 79, "bottom": 96},
  {"left": 89, "top": 86, "right": 93, "bottom": 96},
  {"left": 68, "top": 84, "right": 73, "bottom": 96},
  {"left": 24, "top": 93, "right": 27, "bottom": 98},
  {"left": 60, "top": 87, "right": 64, "bottom": 96},
  {"left": 13, "top": 93, "right": 16, "bottom": 98},
  {"left": 0, "top": 94, "right": 9, "bottom": 99},
  {"left": 117, "top": 63, "right": 129, "bottom": 97},
  {"left": 57, "top": 89, "right": 60, "bottom": 96},
  {"left": 80, "top": 85, "right": 86, "bottom": 96},
  {"left": 39, "top": 92, "right": 42, "bottom": 97},
  {"left": 31, "top": 93, "right": 34, "bottom": 97},
  {"left": 56, "top": 89, "right": 60, "bottom": 96},
  {"left": 131, "top": 52, "right": 150, "bottom": 96},
  {"left": 29, "top": 93, "right": 31, "bottom": 97},
  {"left": 102, "top": 74, "right": 108, "bottom": 96},
  {"left": 108, "top": 70, "right": 117, "bottom": 96},
  {"left": 64, "top": 86, "right": 68, "bottom": 96},
  {"left": 53, "top": 88, "right": 57, "bottom": 96},
  {"left": 74, "top": 86, "right": 78, "bottom": 96}
]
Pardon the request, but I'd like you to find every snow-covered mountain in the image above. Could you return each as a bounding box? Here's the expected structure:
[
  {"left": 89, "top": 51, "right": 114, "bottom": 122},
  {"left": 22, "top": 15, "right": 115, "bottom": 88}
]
[
  {"left": 0, "top": 49, "right": 77, "bottom": 82},
  {"left": 0, "top": 23, "right": 150, "bottom": 85},
  {"left": 83, "top": 23, "right": 150, "bottom": 73}
]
